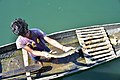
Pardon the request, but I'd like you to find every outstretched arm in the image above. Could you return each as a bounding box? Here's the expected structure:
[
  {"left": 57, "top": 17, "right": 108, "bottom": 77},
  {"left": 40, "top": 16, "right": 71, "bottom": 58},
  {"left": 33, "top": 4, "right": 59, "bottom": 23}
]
[
  {"left": 23, "top": 45, "right": 79, "bottom": 58},
  {"left": 23, "top": 46, "right": 50, "bottom": 57},
  {"left": 44, "top": 36, "right": 74, "bottom": 52}
]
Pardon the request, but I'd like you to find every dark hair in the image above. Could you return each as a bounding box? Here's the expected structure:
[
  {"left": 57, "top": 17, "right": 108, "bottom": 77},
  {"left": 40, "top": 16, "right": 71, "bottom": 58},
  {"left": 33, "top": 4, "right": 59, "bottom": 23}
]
[{"left": 11, "top": 18, "right": 28, "bottom": 36}]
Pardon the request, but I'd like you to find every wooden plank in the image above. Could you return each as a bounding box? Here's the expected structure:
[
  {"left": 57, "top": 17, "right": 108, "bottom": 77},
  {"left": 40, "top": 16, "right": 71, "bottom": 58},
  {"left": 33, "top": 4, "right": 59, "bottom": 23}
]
[
  {"left": 76, "top": 27, "right": 116, "bottom": 64},
  {"left": 80, "top": 35, "right": 105, "bottom": 41},
  {"left": 88, "top": 49, "right": 112, "bottom": 55},
  {"left": 89, "top": 49, "right": 111, "bottom": 56},
  {"left": 84, "top": 37, "right": 107, "bottom": 44},
  {"left": 83, "top": 42, "right": 108, "bottom": 48},
  {"left": 90, "top": 52, "right": 112, "bottom": 59},
  {"left": 93, "top": 54, "right": 115, "bottom": 62},
  {"left": 76, "top": 27, "right": 104, "bottom": 32},
  {"left": 77, "top": 32, "right": 106, "bottom": 37},
  {"left": 77, "top": 30, "right": 104, "bottom": 35},
  {"left": 87, "top": 45, "right": 110, "bottom": 52},
  {"left": 76, "top": 31, "right": 85, "bottom": 46}
]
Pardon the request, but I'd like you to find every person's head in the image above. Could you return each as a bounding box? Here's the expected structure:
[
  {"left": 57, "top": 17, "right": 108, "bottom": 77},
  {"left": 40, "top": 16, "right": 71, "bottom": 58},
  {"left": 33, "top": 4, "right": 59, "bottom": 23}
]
[{"left": 11, "top": 18, "right": 28, "bottom": 36}]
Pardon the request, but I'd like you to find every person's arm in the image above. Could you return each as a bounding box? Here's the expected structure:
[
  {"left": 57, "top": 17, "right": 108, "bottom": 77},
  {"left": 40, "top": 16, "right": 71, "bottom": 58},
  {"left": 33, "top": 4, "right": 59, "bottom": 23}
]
[
  {"left": 44, "top": 36, "right": 74, "bottom": 52},
  {"left": 23, "top": 45, "right": 50, "bottom": 58}
]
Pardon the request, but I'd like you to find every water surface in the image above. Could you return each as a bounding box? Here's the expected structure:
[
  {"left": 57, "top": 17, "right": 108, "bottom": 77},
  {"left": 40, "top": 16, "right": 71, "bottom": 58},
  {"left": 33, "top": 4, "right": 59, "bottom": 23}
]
[{"left": 0, "top": 0, "right": 120, "bottom": 80}]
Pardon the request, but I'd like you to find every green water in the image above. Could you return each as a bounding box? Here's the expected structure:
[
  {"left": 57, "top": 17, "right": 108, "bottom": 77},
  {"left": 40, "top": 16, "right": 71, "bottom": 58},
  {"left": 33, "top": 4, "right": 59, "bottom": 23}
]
[{"left": 0, "top": 0, "right": 120, "bottom": 80}]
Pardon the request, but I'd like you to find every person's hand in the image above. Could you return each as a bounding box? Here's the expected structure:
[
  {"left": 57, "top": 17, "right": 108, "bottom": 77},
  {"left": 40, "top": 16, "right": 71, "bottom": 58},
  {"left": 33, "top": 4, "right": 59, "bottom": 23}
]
[{"left": 62, "top": 46, "right": 75, "bottom": 52}]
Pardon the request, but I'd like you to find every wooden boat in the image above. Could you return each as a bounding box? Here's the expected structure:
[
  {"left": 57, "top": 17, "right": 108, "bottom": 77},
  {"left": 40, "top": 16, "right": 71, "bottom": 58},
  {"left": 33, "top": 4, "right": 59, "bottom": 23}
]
[{"left": 0, "top": 23, "right": 120, "bottom": 80}]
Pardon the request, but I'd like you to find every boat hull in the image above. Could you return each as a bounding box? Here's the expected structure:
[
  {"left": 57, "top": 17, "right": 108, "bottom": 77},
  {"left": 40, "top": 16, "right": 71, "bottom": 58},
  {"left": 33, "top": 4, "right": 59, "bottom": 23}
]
[{"left": 0, "top": 23, "right": 120, "bottom": 80}]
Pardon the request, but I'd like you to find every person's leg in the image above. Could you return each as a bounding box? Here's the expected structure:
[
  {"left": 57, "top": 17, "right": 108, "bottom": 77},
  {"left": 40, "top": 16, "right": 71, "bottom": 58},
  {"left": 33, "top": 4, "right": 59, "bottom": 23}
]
[
  {"left": 35, "top": 60, "right": 43, "bottom": 67},
  {"left": 34, "top": 56, "right": 43, "bottom": 67}
]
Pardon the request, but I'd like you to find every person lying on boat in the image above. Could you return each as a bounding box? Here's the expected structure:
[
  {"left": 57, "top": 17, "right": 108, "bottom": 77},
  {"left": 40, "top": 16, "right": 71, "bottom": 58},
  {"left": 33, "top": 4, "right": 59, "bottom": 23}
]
[{"left": 10, "top": 18, "right": 74, "bottom": 65}]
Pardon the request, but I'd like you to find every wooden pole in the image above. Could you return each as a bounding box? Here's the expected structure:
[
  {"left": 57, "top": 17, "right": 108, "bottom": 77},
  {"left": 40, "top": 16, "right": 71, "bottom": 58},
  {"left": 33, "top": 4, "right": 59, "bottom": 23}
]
[{"left": 22, "top": 49, "right": 32, "bottom": 80}]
